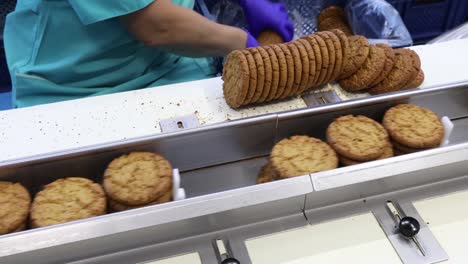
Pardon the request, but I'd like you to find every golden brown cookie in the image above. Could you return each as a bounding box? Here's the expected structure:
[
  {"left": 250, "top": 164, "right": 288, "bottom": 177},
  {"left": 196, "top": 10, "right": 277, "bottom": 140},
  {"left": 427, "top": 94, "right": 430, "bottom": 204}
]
[
  {"left": 31, "top": 177, "right": 106, "bottom": 228},
  {"left": 391, "top": 140, "right": 430, "bottom": 154},
  {"left": 249, "top": 48, "right": 266, "bottom": 103},
  {"left": 318, "top": 17, "right": 353, "bottom": 36},
  {"left": 338, "top": 35, "right": 370, "bottom": 80},
  {"left": 316, "top": 32, "right": 336, "bottom": 84},
  {"left": 327, "top": 115, "right": 389, "bottom": 161},
  {"left": 258, "top": 30, "right": 285, "bottom": 46},
  {"left": 103, "top": 152, "right": 173, "bottom": 206},
  {"left": 383, "top": 104, "right": 444, "bottom": 149},
  {"left": 331, "top": 30, "right": 350, "bottom": 80},
  {"left": 272, "top": 44, "right": 288, "bottom": 99},
  {"left": 368, "top": 49, "right": 417, "bottom": 95},
  {"left": 312, "top": 34, "right": 330, "bottom": 86},
  {"left": 256, "top": 163, "right": 275, "bottom": 184},
  {"left": 339, "top": 141, "right": 394, "bottom": 166},
  {"left": 265, "top": 46, "right": 280, "bottom": 101},
  {"left": 286, "top": 43, "right": 303, "bottom": 96},
  {"left": 222, "top": 50, "right": 250, "bottom": 108},
  {"left": 257, "top": 47, "right": 273, "bottom": 103},
  {"left": 401, "top": 49, "right": 422, "bottom": 89},
  {"left": 318, "top": 6, "right": 346, "bottom": 24},
  {"left": 271, "top": 136, "right": 338, "bottom": 178},
  {"left": 302, "top": 35, "right": 323, "bottom": 88},
  {"left": 241, "top": 50, "right": 258, "bottom": 105},
  {"left": 278, "top": 44, "right": 295, "bottom": 99},
  {"left": 108, "top": 191, "right": 172, "bottom": 212},
  {"left": 405, "top": 70, "right": 425, "bottom": 89},
  {"left": 327, "top": 31, "right": 344, "bottom": 81},
  {"left": 291, "top": 40, "right": 310, "bottom": 95},
  {"left": 0, "top": 182, "right": 31, "bottom": 235},
  {"left": 13, "top": 222, "right": 26, "bottom": 232},
  {"left": 369, "top": 44, "right": 395, "bottom": 87},
  {"left": 338, "top": 45, "right": 386, "bottom": 92},
  {"left": 297, "top": 38, "right": 317, "bottom": 91}
]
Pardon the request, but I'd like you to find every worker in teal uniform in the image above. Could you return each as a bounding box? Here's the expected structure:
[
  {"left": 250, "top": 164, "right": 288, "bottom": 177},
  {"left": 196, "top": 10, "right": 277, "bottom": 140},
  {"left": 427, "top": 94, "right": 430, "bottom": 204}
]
[{"left": 4, "top": 0, "right": 293, "bottom": 108}]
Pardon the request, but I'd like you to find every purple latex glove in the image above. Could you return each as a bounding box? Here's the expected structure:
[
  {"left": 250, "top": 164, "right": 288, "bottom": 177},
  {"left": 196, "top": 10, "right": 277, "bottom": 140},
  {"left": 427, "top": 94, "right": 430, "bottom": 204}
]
[
  {"left": 245, "top": 30, "right": 260, "bottom": 48},
  {"left": 238, "top": 0, "right": 294, "bottom": 42}
]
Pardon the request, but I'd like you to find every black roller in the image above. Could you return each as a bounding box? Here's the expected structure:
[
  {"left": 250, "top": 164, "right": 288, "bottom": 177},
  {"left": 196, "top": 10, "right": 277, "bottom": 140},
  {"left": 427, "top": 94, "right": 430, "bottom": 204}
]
[
  {"left": 398, "top": 216, "right": 420, "bottom": 238},
  {"left": 221, "top": 257, "right": 240, "bottom": 264}
]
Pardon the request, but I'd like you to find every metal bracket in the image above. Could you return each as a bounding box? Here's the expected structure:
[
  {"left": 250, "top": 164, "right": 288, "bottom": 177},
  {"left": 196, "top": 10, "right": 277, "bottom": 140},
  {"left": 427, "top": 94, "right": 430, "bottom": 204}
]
[
  {"left": 159, "top": 114, "right": 200, "bottom": 133},
  {"left": 301, "top": 90, "right": 341, "bottom": 107},
  {"left": 373, "top": 200, "right": 448, "bottom": 264}
]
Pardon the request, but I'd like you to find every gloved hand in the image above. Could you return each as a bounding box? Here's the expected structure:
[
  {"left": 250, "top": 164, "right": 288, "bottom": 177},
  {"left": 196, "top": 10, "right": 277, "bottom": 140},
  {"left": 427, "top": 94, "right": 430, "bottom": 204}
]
[
  {"left": 245, "top": 30, "right": 260, "bottom": 48},
  {"left": 238, "top": 0, "right": 294, "bottom": 42}
]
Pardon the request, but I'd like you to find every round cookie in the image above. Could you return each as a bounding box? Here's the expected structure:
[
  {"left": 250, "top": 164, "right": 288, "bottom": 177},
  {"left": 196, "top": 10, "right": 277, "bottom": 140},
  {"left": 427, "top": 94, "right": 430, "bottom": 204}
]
[
  {"left": 401, "top": 49, "right": 422, "bottom": 89},
  {"left": 258, "top": 30, "right": 285, "bottom": 46},
  {"left": 31, "top": 177, "right": 106, "bottom": 228},
  {"left": 256, "top": 163, "right": 275, "bottom": 184},
  {"left": 14, "top": 222, "right": 27, "bottom": 232},
  {"left": 278, "top": 44, "right": 296, "bottom": 99},
  {"left": 312, "top": 34, "right": 330, "bottom": 86},
  {"left": 265, "top": 46, "right": 280, "bottom": 101},
  {"left": 222, "top": 50, "right": 250, "bottom": 108},
  {"left": 405, "top": 70, "right": 425, "bottom": 89},
  {"left": 338, "top": 45, "right": 386, "bottom": 92},
  {"left": 297, "top": 39, "right": 317, "bottom": 91},
  {"left": 318, "top": 6, "right": 346, "bottom": 24},
  {"left": 257, "top": 47, "right": 273, "bottom": 103},
  {"left": 241, "top": 50, "right": 258, "bottom": 105},
  {"left": 249, "top": 48, "right": 266, "bottom": 103},
  {"left": 302, "top": 35, "right": 322, "bottom": 88},
  {"left": 272, "top": 45, "right": 288, "bottom": 99},
  {"left": 368, "top": 49, "right": 417, "bottom": 95},
  {"left": 0, "top": 181, "right": 31, "bottom": 234},
  {"left": 271, "top": 136, "right": 338, "bottom": 178},
  {"left": 327, "top": 31, "right": 344, "bottom": 81},
  {"left": 339, "top": 141, "right": 394, "bottom": 166},
  {"left": 103, "top": 152, "right": 173, "bottom": 206},
  {"left": 327, "top": 115, "right": 389, "bottom": 161},
  {"left": 391, "top": 140, "right": 430, "bottom": 154},
  {"left": 291, "top": 41, "right": 310, "bottom": 95},
  {"left": 338, "top": 35, "right": 370, "bottom": 80},
  {"left": 331, "top": 29, "right": 350, "bottom": 80},
  {"left": 319, "top": 17, "right": 352, "bottom": 36},
  {"left": 383, "top": 104, "right": 444, "bottom": 149},
  {"left": 316, "top": 32, "right": 336, "bottom": 84},
  {"left": 286, "top": 43, "right": 303, "bottom": 96},
  {"left": 370, "top": 44, "right": 395, "bottom": 87},
  {"left": 108, "top": 191, "right": 172, "bottom": 212}
]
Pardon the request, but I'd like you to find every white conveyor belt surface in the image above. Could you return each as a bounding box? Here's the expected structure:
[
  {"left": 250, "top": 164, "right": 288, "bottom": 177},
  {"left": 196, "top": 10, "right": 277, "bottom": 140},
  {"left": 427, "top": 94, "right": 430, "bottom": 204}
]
[{"left": 1, "top": 38, "right": 468, "bottom": 161}]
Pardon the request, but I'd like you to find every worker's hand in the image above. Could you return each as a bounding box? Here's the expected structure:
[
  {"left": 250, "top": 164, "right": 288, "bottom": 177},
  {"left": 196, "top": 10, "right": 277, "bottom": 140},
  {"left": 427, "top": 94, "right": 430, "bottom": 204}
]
[
  {"left": 238, "top": 0, "right": 294, "bottom": 42},
  {"left": 245, "top": 30, "right": 260, "bottom": 48}
]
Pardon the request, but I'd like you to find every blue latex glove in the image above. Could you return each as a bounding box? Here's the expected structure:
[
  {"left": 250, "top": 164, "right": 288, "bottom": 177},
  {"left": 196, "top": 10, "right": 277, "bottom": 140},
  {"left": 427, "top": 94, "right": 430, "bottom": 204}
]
[
  {"left": 245, "top": 30, "right": 260, "bottom": 48},
  {"left": 238, "top": 0, "right": 294, "bottom": 42}
]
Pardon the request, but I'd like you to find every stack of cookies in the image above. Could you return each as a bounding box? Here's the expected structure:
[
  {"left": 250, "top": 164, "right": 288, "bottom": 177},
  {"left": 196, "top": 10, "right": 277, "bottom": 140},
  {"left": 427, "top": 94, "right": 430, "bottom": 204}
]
[
  {"left": 103, "top": 152, "right": 173, "bottom": 212},
  {"left": 223, "top": 29, "right": 351, "bottom": 108},
  {"left": 326, "top": 115, "right": 394, "bottom": 166},
  {"left": 256, "top": 135, "right": 338, "bottom": 183},
  {"left": 258, "top": 30, "right": 285, "bottom": 46},
  {"left": 0, "top": 181, "right": 31, "bottom": 234},
  {"left": 317, "top": 6, "right": 352, "bottom": 36},
  {"left": 30, "top": 177, "right": 106, "bottom": 228},
  {"left": 383, "top": 104, "right": 444, "bottom": 155}
]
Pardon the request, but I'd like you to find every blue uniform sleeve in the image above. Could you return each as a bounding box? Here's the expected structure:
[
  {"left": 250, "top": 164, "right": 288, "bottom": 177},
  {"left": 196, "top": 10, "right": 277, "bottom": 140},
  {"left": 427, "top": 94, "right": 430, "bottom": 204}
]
[{"left": 68, "top": 0, "right": 154, "bottom": 25}]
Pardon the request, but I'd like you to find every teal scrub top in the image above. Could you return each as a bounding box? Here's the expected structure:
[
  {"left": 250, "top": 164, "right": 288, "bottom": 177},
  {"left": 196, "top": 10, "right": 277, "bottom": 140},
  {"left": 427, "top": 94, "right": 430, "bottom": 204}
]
[{"left": 4, "top": 0, "right": 217, "bottom": 108}]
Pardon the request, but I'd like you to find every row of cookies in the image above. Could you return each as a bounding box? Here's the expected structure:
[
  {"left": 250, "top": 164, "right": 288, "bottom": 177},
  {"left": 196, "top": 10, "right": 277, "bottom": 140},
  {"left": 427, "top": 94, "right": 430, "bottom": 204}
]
[
  {"left": 0, "top": 152, "right": 173, "bottom": 235},
  {"left": 337, "top": 41, "right": 425, "bottom": 95},
  {"left": 223, "top": 29, "right": 352, "bottom": 108},
  {"left": 257, "top": 104, "right": 444, "bottom": 183}
]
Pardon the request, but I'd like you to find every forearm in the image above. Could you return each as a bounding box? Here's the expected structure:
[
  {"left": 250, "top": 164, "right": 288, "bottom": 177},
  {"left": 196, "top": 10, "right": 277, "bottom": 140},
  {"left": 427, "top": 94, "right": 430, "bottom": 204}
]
[{"left": 121, "top": 0, "right": 247, "bottom": 57}]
